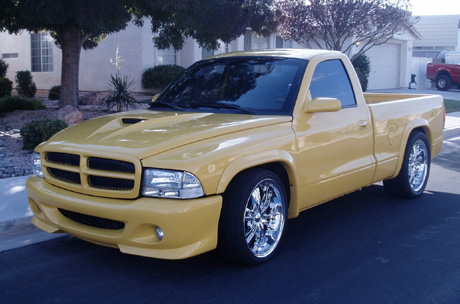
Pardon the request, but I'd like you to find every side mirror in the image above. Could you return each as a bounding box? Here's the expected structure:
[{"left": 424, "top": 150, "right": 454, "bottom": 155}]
[
  {"left": 305, "top": 97, "right": 341, "bottom": 113},
  {"left": 151, "top": 94, "right": 160, "bottom": 103}
]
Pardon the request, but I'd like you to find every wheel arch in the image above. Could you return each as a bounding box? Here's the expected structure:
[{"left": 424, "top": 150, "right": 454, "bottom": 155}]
[
  {"left": 391, "top": 122, "right": 431, "bottom": 179},
  {"left": 436, "top": 70, "right": 452, "bottom": 79},
  {"left": 216, "top": 151, "right": 301, "bottom": 219}
]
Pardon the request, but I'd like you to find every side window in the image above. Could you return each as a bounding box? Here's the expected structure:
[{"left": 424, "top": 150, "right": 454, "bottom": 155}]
[{"left": 309, "top": 59, "right": 356, "bottom": 108}]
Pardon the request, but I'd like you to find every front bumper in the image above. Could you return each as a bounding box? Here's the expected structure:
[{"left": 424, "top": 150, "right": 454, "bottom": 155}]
[{"left": 26, "top": 176, "right": 222, "bottom": 260}]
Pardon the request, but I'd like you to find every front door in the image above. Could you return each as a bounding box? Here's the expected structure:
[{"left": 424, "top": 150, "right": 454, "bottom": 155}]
[{"left": 294, "top": 59, "right": 375, "bottom": 210}]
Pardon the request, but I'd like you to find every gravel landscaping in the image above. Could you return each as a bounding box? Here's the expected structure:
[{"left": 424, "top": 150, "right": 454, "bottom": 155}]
[{"left": 0, "top": 94, "right": 150, "bottom": 179}]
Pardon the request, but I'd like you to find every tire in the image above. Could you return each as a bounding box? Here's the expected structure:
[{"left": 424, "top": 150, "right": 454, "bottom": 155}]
[
  {"left": 384, "top": 131, "right": 431, "bottom": 198},
  {"left": 436, "top": 75, "right": 451, "bottom": 91},
  {"left": 217, "top": 168, "right": 288, "bottom": 265}
]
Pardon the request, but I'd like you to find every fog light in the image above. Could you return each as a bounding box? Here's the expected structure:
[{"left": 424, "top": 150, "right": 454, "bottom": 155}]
[{"left": 155, "top": 227, "right": 164, "bottom": 241}]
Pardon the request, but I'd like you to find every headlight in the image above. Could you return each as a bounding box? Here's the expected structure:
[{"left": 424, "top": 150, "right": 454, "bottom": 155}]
[
  {"left": 33, "top": 152, "right": 44, "bottom": 178},
  {"left": 142, "top": 169, "right": 204, "bottom": 199}
]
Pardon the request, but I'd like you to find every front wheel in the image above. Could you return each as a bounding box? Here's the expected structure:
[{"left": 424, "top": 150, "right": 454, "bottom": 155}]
[
  {"left": 217, "top": 169, "right": 288, "bottom": 265},
  {"left": 384, "top": 131, "right": 431, "bottom": 198}
]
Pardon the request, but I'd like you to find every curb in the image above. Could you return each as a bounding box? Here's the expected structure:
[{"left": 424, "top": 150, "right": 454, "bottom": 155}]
[{"left": 0, "top": 216, "right": 63, "bottom": 252}]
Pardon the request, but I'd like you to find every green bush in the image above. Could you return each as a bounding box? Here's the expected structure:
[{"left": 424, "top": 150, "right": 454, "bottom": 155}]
[
  {"left": 103, "top": 74, "right": 137, "bottom": 112},
  {"left": 0, "top": 96, "right": 45, "bottom": 113},
  {"left": 142, "top": 64, "right": 185, "bottom": 90},
  {"left": 0, "top": 77, "right": 13, "bottom": 98},
  {"left": 48, "top": 85, "right": 61, "bottom": 100},
  {"left": 352, "top": 54, "right": 371, "bottom": 92},
  {"left": 20, "top": 118, "right": 67, "bottom": 150},
  {"left": 0, "top": 59, "right": 8, "bottom": 78},
  {"left": 15, "top": 70, "right": 37, "bottom": 98}
]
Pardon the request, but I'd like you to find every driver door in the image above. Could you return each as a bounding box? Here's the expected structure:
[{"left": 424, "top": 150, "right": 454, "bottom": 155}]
[{"left": 294, "top": 59, "right": 375, "bottom": 209}]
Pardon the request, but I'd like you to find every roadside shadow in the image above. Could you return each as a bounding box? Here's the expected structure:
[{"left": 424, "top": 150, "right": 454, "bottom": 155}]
[{"left": 433, "top": 136, "right": 460, "bottom": 172}]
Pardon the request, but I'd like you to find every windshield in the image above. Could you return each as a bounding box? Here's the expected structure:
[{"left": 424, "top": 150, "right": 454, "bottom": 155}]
[{"left": 150, "top": 56, "right": 308, "bottom": 115}]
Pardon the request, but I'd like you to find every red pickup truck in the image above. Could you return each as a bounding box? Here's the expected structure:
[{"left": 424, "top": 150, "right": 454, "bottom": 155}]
[{"left": 427, "top": 62, "right": 460, "bottom": 91}]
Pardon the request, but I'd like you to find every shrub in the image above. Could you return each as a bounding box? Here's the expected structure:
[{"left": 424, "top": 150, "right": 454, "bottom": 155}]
[
  {"left": 0, "top": 96, "right": 45, "bottom": 113},
  {"left": 0, "top": 59, "right": 8, "bottom": 78},
  {"left": 20, "top": 118, "right": 67, "bottom": 150},
  {"left": 15, "top": 70, "right": 37, "bottom": 98},
  {"left": 48, "top": 85, "right": 61, "bottom": 100},
  {"left": 352, "top": 54, "right": 371, "bottom": 92},
  {"left": 142, "top": 64, "right": 185, "bottom": 90},
  {"left": 103, "top": 74, "right": 137, "bottom": 112},
  {"left": 0, "top": 77, "right": 13, "bottom": 98}
]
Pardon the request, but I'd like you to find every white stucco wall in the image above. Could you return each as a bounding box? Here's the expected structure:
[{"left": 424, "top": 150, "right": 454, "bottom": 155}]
[
  {"left": 0, "top": 30, "right": 62, "bottom": 89},
  {"left": 79, "top": 21, "right": 154, "bottom": 92}
]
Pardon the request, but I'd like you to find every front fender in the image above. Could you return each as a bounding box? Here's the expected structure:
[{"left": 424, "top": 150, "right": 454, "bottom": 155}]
[{"left": 216, "top": 150, "right": 301, "bottom": 219}]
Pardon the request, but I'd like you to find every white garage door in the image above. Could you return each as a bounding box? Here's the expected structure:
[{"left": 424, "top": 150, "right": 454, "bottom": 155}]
[{"left": 366, "top": 43, "right": 401, "bottom": 89}]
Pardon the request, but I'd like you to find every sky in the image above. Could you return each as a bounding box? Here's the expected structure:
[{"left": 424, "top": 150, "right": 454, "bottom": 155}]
[{"left": 410, "top": 0, "right": 460, "bottom": 15}]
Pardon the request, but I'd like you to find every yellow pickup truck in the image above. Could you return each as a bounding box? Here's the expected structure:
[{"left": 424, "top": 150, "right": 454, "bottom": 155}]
[{"left": 27, "top": 49, "right": 444, "bottom": 265}]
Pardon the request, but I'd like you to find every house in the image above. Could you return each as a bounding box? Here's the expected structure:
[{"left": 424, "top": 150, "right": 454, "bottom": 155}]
[
  {"left": 0, "top": 20, "right": 418, "bottom": 93},
  {"left": 413, "top": 15, "right": 460, "bottom": 53},
  {"left": 411, "top": 14, "right": 460, "bottom": 88}
]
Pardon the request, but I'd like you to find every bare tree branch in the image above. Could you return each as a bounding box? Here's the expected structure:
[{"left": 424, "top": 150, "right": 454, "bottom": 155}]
[{"left": 275, "top": 0, "right": 418, "bottom": 61}]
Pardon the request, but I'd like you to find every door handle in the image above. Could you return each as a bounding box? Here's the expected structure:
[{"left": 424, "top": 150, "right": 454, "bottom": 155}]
[{"left": 357, "top": 120, "right": 368, "bottom": 129}]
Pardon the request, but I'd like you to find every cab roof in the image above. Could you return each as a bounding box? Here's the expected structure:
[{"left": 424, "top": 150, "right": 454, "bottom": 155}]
[{"left": 208, "top": 49, "right": 343, "bottom": 61}]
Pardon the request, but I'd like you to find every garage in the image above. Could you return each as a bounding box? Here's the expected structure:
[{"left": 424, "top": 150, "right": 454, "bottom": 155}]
[{"left": 366, "top": 43, "right": 401, "bottom": 89}]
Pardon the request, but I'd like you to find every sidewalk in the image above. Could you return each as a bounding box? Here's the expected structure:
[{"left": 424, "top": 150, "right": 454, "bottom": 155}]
[
  {"left": 0, "top": 175, "right": 62, "bottom": 252},
  {"left": 1, "top": 109, "right": 460, "bottom": 253}
]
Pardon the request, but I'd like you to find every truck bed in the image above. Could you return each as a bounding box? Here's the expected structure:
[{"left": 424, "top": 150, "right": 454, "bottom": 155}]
[
  {"left": 363, "top": 93, "right": 437, "bottom": 104},
  {"left": 364, "top": 92, "right": 444, "bottom": 182}
]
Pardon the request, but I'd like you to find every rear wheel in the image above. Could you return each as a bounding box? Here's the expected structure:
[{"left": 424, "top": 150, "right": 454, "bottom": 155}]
[
  {"left": 436, "top": 75, "right": 451, "bottom": 91},
  {"left": 217, "top": 169, "right": 287, "bottom": 265},
  {"left": 384, "top": 131, "right": 431, "bottom": 198}
]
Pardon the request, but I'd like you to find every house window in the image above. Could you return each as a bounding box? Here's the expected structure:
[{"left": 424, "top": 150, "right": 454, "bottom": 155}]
[
  {"left": 276, "top": 36, "right": 293, "bottom": 48},
  {"left": 253, "top": 35, "right": 270, "bottom": 49},
  {"left": 157, "top": 47, "right": 176, "bottom": 65},
  {"left": 31, "top": 32, "right": 53, "bottom": 72},
  {"left": 2, "top": 53, "right": 19, "bottom": 59}
]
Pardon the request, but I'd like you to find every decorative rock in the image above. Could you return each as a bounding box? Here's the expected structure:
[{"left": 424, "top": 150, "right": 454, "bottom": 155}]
[
  {"left": 79, "top": 92, "right": 104, "bottom": 106},
  {"left": 5, "top": 164, "right": 14, "bottom": 174},
  {"left": 57, "top": 105, "right": 83, "bottom": 126}
]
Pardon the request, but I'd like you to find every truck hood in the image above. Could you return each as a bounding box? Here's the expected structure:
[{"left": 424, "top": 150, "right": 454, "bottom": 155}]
[{"left": 42, "top": 110, "right": 292, "bottom": 159}]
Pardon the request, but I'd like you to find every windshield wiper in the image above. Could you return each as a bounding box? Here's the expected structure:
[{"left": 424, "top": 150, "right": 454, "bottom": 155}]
[
  {"left": 149, "top": 101, "right": 184, "bottom": 111},
  {"left": 188, "top": 102, "right": 255, "bottom": 114}
]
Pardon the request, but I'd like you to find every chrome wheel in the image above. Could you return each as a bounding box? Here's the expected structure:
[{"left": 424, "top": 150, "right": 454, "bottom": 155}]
[
  {"left": 408, "top": 139, "right": 428, "bottom": 193},
  {"left": 218, "top": 169, "right": 288, "bottom": 264},
  {"left": 384, "top": 131, "right": 431, "bottom": 199},
  {"left": 244, "top": 178, "right": 286, "bottom": 258}
]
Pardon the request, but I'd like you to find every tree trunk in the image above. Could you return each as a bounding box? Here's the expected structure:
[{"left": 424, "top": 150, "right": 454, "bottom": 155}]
[{"left": 59, "top": 28, "right": 84, "bottom": 108}]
